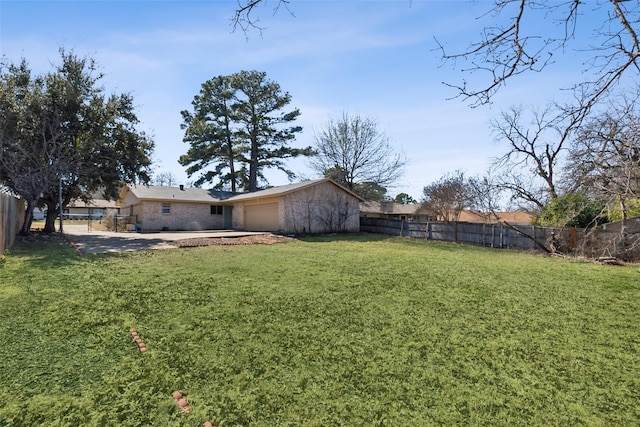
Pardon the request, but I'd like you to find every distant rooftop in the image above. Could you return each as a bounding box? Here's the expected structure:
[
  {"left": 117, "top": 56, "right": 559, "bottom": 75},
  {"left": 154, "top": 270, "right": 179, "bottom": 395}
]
[{"left": 360, "top": 201, "right": 429, "bottom": 215}]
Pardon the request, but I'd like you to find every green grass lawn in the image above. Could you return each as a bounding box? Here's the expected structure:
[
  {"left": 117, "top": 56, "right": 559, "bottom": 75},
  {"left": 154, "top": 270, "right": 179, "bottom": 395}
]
[{"left": 1, "top": 234, "right": 639, "bottom": 426}]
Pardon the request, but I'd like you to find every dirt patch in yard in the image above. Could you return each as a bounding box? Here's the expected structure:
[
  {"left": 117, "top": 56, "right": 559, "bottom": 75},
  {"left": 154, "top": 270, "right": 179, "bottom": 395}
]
[{"left": 175, "top": 233, "right": 296, "bottom": 247}]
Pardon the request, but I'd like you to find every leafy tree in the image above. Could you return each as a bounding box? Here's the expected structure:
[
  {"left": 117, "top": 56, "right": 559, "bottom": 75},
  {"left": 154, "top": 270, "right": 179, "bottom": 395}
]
[
  {"left": 394, "top": 192, "right": 416, "bottom": 204},
  {"left": 536, "top": 192, "right": 606, "bottom": 228},
  {"left": 180, "top": 71, "right": 311, "bottom": 192},
  {"left": 421, "top": 170, "right": 471, "bottom": 222},
  {"left": 607, "top": 199, "right": 640, "bottom": 222},
  {"left": 180, "top": 75, "right": 241, "bottom": 191},
  {"left": 0, "top": 51, "right": 154, "bottom": 234},
  {"left": 0, "top": 60, "right": 54, "bottom": 233},
  {"left": 309, "top": 113, "right": 404, "bottom": 201},
  {"left": 233, "top": 70, "right": 310, "bottom": 191}
]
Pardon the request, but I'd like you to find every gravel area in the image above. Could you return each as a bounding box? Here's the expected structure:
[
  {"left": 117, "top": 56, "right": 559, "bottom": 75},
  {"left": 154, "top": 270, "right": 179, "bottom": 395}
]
[{"left": 175, "top": 234, "right": 297, "bottom": 247}]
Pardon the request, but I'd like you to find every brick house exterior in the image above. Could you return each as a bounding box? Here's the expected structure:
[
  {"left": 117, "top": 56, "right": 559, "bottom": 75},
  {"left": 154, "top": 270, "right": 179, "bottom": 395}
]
[
  {"left": 118, "top": 179, "right": 362, "bottom": 233},
  {"left": 118, "top": 186, "right": 233, "bottom": 231}
]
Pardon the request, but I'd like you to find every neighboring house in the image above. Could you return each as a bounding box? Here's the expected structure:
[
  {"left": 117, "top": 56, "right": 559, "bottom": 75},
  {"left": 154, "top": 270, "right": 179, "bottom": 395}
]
[
  {"left": 65, "top": 195, "right": 121, "bottom": 220},
  {"left": 359, "top": 202, "right": 532, "bottom": 225},
  {"left": 33, "top": 208, "right": 46, "bottom": 220},
  {"left": 457, "top": 210, "right": 533, "bottom": 224},
  {"left": 118, "top": 179, "right": 362, "bottom": 233},
  {"left": 32, "top": 193, "right": 121, "bottom": 220},
  {"left": 360, "top": 201, "right": 435, "bottom": 222}
]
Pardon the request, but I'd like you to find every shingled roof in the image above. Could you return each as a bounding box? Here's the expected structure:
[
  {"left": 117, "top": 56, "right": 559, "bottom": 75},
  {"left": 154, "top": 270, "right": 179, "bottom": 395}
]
[
  {"left": 226, "top": 179, "right": 363, "bottom": 202},
  {"left": 119, "top": 179, "right": 363, "bottom": 204},
  {"left": 457, "top": 210, "right": 533, "bottom": 224},
  {"left": 120, "top": 185, "right": 234, "bottom": 203},
  {"left": 359, "top": 201, "right": 426, "bottom": 215}
]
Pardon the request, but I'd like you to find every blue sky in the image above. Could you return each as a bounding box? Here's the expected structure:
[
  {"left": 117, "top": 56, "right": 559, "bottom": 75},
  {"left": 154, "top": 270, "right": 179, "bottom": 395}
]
[{"left": 1, "top": 0, "right": 587, "bottom": 200}]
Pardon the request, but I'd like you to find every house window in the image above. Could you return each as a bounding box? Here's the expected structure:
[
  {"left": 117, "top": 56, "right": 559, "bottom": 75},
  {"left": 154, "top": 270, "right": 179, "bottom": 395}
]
[
  {"left": 211, "top": 205, "right": 223, "bottom": 215},
  {"left": 162, "top": 203, "right": 170, "bottom": 214}
]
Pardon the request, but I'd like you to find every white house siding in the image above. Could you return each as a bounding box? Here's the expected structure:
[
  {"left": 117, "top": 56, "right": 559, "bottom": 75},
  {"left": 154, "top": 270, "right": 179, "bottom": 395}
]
[
  {"left": 283, "top": 181, "right": 360, "bottom": 233},
  {"left": 66, "top": 207, "right": 104, "bottom": 219}
]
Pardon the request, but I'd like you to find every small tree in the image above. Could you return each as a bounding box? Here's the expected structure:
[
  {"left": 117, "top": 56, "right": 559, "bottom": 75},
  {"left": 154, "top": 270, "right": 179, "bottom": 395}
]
[
  {"left": 565, "top": 91, "right": 640, "bottom": 258},
  {"left": 309, "top": 113, "right": 405, "bottom": 200},
  {"left": 153, "top": 172, "right": 178, "bottom": 187},
  {"left": 421, "top": 171, "right": 471, "bottom": 222},
  {"left": 607, "top": 199, "right": 640, "bottom": 222},
  {"left": 536, "top": 192, "right": 606, "bottom": 228}
]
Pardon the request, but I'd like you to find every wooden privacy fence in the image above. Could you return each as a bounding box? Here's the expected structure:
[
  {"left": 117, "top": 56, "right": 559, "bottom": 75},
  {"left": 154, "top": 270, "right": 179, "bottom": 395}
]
[
  {"left": 360, "top": 217, "right": 640, "bottom": 260},
  {"left": 361, "top": 217, "right": 554, "bottom": 251},
  {"left": 0, "top": 192, "right": 24, "bottom": 256}
]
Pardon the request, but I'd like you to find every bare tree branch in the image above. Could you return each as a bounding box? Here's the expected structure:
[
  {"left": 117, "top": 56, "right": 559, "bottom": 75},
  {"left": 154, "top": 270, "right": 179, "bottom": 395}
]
[
  {"left": 231, "top": 0, "right": 292, "bottom": 37},
  {"left": 566, "top": 89, "right": 640, "bottom": 220},
  {"left": 490, "top": 102, "right": 586, "bottom": 210},
  {"left": 439, "top": 1, "right": 640, "bottom": 108}
]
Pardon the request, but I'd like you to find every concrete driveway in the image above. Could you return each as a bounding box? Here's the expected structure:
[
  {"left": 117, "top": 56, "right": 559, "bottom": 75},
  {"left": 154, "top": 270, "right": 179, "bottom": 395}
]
[{"left": 63, "top": 224, "right": 265, "bottom": 254}]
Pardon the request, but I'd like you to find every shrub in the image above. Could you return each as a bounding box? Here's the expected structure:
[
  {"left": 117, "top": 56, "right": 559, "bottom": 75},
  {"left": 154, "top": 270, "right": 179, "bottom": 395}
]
[{"left": 537, "top": 192, "right": 606, "bottom": 228}]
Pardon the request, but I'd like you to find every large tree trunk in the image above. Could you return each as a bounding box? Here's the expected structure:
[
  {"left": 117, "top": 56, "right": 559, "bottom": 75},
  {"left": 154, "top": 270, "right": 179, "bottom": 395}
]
[
  {"left": 43, "top": 199, "right": 59, "bottom": 233},
  {"left": 19, "top": 198, "right": 36, "bottom": 236},
  {"left": 619, "top": 197, "right": 628, "bottom": 255},
  {"left": 248, "top": 139, "right": 258, "bottom": 192}
]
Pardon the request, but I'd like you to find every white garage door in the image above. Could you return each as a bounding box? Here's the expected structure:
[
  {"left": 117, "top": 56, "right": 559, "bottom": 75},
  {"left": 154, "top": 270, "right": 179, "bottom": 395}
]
[{"left": 245, "top": 203, "right": 279, "bottom": 231}]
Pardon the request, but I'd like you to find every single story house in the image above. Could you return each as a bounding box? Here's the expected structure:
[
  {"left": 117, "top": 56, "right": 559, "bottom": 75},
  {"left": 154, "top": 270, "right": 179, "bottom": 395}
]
[
  {"left": 117, "top": 178, "right": 362, "bottom": 234},
  {"left": 457, "top": 210, "right": 533, "bottom": 224},
  {"left": 360, "top": 202, "right": 532, "bottom": 225},
  {"left": 33, "top": 192, "right": 121, "bottom": 220},
  {"left": 64, "top": 196, "right": 121, "bottom": 220},
  {"left": 360, "top": 201, "right": 435, "bottom": 222}
]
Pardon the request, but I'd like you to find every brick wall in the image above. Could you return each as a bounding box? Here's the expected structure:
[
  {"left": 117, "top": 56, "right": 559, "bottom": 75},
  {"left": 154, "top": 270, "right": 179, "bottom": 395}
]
[{"left": 140, "top": 201, "right": 223, "bottom": 231}]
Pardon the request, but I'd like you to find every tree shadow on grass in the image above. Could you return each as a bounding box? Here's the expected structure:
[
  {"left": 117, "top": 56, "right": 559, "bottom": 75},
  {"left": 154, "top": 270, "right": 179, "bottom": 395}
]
[
  {"left": 3, "top": 232, "right": 175, "bottom": 270},
  {"left": 297, "top": 233, "right": 393, "bottom": 243},
  {"left": 65, "top": 233, "right": 176, "bottom": 254}
]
